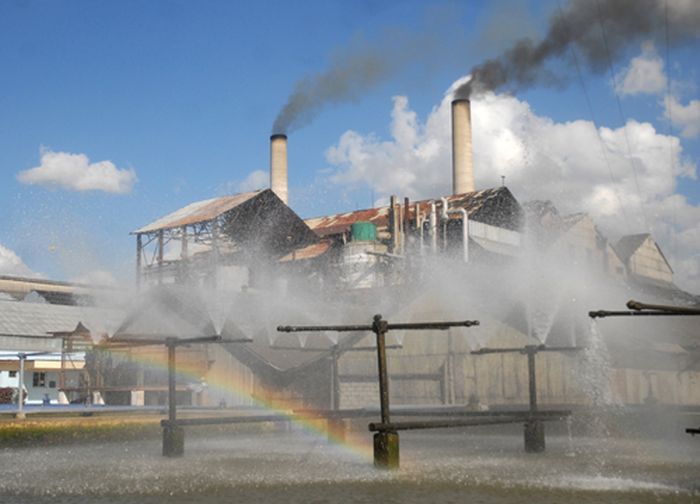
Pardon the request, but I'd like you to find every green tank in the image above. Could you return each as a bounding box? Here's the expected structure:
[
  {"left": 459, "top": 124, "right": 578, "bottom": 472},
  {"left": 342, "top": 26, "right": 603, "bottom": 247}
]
[{"left": 350, "top": 221, "right": 377, "bottom": 242}]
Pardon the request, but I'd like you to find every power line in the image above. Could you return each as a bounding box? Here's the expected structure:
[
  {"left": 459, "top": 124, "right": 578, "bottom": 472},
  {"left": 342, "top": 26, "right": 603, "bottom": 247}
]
[
  {"left": 595, "top": 0, "right": 652, "bottom": 233},
  {"left": 555, "top": 1, "right": 631, "bottom": 230},
  {"left": 664, "top": 0, "right": 678, "bottom": 259}
]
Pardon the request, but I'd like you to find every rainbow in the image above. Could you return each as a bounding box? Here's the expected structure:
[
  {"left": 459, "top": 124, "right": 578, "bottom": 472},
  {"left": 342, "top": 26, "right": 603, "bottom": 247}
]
[{"left": 102, "top": 345, "right": 375, "bottom": 461}]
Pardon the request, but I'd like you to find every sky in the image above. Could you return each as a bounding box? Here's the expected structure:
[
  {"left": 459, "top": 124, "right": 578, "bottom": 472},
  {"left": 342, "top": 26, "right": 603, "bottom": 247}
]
[{"left": 1, "top": 0, "right": 700, "bottom": 291}]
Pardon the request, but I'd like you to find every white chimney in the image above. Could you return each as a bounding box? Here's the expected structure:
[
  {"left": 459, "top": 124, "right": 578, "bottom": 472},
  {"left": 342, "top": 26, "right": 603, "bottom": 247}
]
[
  {"left": 270, "top": 134, "right": 288, "bottom": 205},
  {"left": 451, "top": 99, "right": 475, "bottom": 195}
]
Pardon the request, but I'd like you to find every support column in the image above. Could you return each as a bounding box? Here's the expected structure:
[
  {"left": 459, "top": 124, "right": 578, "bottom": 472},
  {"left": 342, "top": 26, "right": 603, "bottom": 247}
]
[
  {"left": 157, "top": 230, "right": 164, "bottom": 285},
  {"left": 524, "top": 348, "right": 545, "bottom": 453},
  {"left": 16, "top": 354, "right": 26, "bottom": 420},
  {"left": 372, "top": 314, "right": 399, "bottom": 469},
  {"left": 211, "top": 221, "right": 219, "bottom": 289},
  {"left": 330, "top": 345, "right": 340, "bottom": 411},
  {"left": 373, "top": 431, "right": 399, "bottom": 469},
  {"left": 163, "top": 339, "right": 184, "bottom": 457},
  {"left": 136, "top": 234, "right": 142, "bottom": 289}
]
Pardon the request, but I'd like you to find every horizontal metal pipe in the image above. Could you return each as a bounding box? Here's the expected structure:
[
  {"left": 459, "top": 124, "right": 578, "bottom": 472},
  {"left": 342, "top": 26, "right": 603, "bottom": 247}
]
[
  {"left": 471, "top": 346, "right": 582, "bottom": 355},
  {"left": 386, "top": 320, "right": 479, "bottom": 330},
  {"left": 626, "top": 299, "right": 700, "bottom": 315},
  {"left": 269, "top": 345, "right": 403, "bottom": 352},
  {"left": 588, "top": 310, "right": 691, "bottom": 319},
  {"left": 270, "top": 346, "right": 334, "bottom": 352},
  {"left": 346, "top": 345, "right": 403, "bottom": 352},
  {"left": 376, "top": 409, "right": 572, "bottom": 418},
  {"left": 294, "top": 408, "right": 571, "bottom": 419},
  {"left": 369, "top": 413, "right": 570, "bottom": 432},
  {"left": 277, "top": 324, "right": 372, "bottom": 333},
  {"left": 106, "top": 335, "right": 223, "bottom": 347},
  {"left": 278, "top": 321, "right": 479, "bottom": 333},
  {"left": 369, "top": 417, "right": 520, "bottom": 431},
  {"left": 162, "top": 414, "right": 291, "bottom": 427}
]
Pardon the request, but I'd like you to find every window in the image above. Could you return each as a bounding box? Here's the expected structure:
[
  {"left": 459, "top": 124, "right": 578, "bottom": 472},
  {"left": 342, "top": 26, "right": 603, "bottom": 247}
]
[
  {"left": 9, "top": 371, "right": 17, "bottom": 378},
  {"left": 49, "top": 380, "right": 56, "bottom": 388},
  {"left": 33, "top": 372, "right": 46, "bottom": 387}
]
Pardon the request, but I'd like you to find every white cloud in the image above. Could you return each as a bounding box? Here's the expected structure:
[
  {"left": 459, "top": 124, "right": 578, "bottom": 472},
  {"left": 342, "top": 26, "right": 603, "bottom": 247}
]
[
  {"left": 324, "top": 80, "right": 700, "bottom": 292},
  {"left": 218, "top": 170, "right": 268, "bottom": 196},
  {"left": 0, "top": 243, "right": 40, "bottom": 278},
  {"left": 17, "top": 149, "right": 136, "bottom": 194},
  {"left": 615, "top": 42, "right": 667, "bottom": 96},
  {"left": 236, "top": 170, "right": 268, "bottom": 193},
  {"left": 664, "top": 95, "right": 700, "bottom": 138}
]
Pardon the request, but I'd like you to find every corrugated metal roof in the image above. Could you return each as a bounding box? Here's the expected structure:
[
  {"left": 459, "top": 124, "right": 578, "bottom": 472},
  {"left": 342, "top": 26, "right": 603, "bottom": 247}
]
[
  {"left": 0, "top": 299, "right": 123, "bottom": 339},
  {"left": 278, "top": 240, "right": 333, "bottom": 262},
  {"left": 133, "top": 190, "right": 263, "bottom": 234},
  {"left": 305, "top": 187, "right": 521, "bottom": 236},
  {"left": 305, "top": 207, "right": 389, "bottom": 237}
]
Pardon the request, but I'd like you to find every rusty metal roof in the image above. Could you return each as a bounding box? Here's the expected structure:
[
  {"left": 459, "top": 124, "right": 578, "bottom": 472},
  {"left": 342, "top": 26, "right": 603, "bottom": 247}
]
[
  {"left": 305, "top": 187, "right": 521, "bottom": 236},
  {"left": 305, "top": 207, "right": 390, "bottom": 237},
  {"left": 278, "top": 240, "right": 333, "bottom": 262},
  {"left": 133, "top": 190, "right": 264, "bottom": 234}
]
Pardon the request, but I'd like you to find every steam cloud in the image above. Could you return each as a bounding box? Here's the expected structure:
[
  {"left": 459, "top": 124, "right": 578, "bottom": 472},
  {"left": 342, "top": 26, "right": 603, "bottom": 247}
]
[{"left": 456, "top": 0, "right": 700, "bottom": 98}]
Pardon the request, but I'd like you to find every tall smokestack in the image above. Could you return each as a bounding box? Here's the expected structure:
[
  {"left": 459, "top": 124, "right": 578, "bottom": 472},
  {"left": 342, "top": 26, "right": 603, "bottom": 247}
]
[
  {"left": 451, "top": 99, "right": 474, "bottom": 195},
  {"left": 270, "top": 134, "right": 288, "bottom": 205}
]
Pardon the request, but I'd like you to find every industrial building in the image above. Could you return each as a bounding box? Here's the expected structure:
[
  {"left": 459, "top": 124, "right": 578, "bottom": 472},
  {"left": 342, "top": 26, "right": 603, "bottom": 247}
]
[
  {"left": 123, "top": 99, "right": 700, "bottom": 412},
  {"left": 1, "top": 98, "right": 698, "bottom": 414}
]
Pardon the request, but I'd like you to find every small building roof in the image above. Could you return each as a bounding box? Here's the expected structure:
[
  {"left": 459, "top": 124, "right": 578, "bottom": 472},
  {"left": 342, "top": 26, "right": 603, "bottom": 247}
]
[
  {"left": 614, "top": 233, "right": 651, "bottom": 264},
  {"left": 0, "top": 299, "right": 122, "bottom": 342},
  {"left": 614, "top": 233, "right": 674, "bottom": 275},
  {"left": 133, "top": 190, "right": 263, "bottom": 234},
  {"left": 0, "top": 275, "right": 111, "bottom": 305},
  {"left": 278, "top": 240, "right": 333, "bottom": 262}
]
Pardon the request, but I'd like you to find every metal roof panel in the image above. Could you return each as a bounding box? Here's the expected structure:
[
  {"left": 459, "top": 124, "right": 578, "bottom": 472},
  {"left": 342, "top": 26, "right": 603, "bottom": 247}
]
[{"left": 133, "top": 190, "right": 263, "bottom": 234}]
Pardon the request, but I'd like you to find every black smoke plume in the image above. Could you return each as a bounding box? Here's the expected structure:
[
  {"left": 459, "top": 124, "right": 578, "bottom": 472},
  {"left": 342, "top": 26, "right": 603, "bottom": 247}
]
[
  {"left": 272, "top": 28, "right": 434, "bottom": 135},
  {"left": 456, "top": 0, "right": 700, "bottom": 98}
]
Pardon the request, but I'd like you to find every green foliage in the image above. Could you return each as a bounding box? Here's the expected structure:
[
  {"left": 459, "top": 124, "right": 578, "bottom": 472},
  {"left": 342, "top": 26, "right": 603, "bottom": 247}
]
[{"left": 0, "top": 418, "right": 162, "bottom": 447}]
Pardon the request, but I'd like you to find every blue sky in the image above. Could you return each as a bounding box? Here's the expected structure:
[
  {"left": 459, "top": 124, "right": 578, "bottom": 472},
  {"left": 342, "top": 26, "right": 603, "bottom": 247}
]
[{"left": 1, "top": 0, "right": 699, "bottom": 289}]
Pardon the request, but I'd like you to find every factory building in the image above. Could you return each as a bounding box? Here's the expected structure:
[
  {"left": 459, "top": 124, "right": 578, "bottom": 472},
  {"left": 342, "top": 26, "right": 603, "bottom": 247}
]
[
  {"left": 117, "top": 98, "right": 699, "bottom": 412},
  {"left": 1, "top": 97, "right": 698, "bottom": 413}
]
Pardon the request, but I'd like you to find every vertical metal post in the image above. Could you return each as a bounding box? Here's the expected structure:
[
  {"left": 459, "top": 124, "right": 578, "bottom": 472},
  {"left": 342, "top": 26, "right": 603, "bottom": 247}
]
[
  {"left": 59, "top": 337, "right": 66, "bottom": 391},
  {"left": 180, "top": 226, "right": 188, "bottom": 259},
  {"left": 372, "top": 314, "right": 399, "bottom": 469},
  {"left": 527, "top": 348, "right": 537, "bottom": 413},
  {"left": 163, "top": 337, "right": 184, "bottom": 457},
  {"left": 524, "top": 345, "right": 544, "bottom": 453},
  {"left": 167, "top": 339, "right": 176, "bottom": 425},
  {"left": 330, "top": 345, "right": 340, "bottom": 411},
  {"left": 373, "top": 315, "right": 390, "bottom": 425},
  {"left": 327, "top": 345, "right": 346, "bottom": 443},
  {"left": 17, "top": 353, "right": 26, "bottom": 419},
  {"left": 157, "top": 230, "right": 164, "bottom": 285},
  {"left": 211, "top": 220, "right": 219, "bottom": 289},
  {"left": 388, "top": 196, "right": 396, "bottom": 254},
  {"left": 447, "top": 330, "right": 455, "bottom": 404},
  {"left": 136, "top": 234, "right": 142, "bottom": 289}
]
